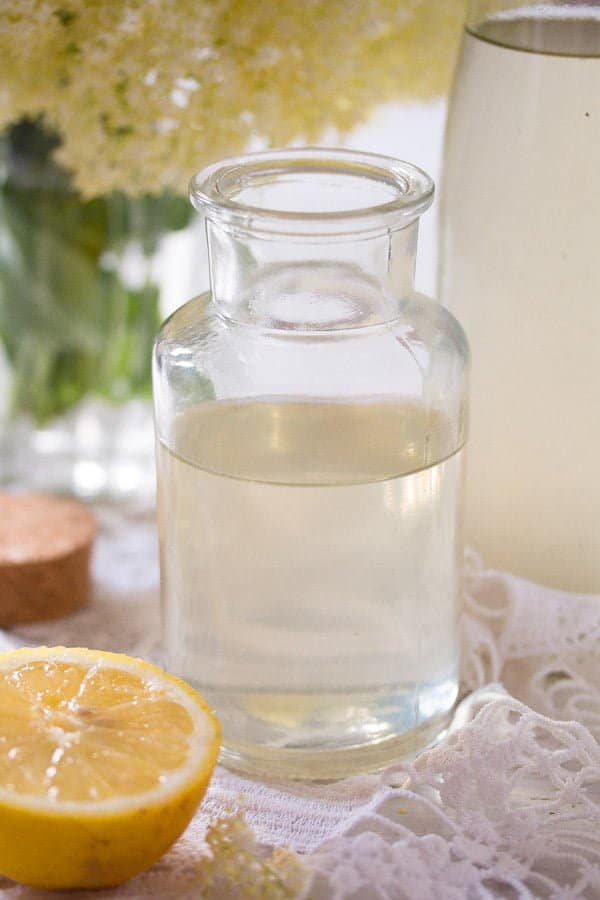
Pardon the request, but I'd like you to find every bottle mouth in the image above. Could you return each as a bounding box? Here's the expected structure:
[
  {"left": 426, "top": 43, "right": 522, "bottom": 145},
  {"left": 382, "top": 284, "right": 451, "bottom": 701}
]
[{"left": 190, "top": 148, "right": 434, "bottom": 237}]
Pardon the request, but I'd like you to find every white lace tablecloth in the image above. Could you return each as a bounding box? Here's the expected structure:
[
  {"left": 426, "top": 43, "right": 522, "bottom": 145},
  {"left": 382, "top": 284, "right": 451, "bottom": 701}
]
[{"left": 1, "top": 508, "right": 599, "bottom": 899}]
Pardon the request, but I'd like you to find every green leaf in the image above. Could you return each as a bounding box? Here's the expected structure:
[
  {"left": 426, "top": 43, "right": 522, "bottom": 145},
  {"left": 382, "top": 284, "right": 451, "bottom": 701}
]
[{"left": 0, "top": 119, "right": 193, "bottom": 424}]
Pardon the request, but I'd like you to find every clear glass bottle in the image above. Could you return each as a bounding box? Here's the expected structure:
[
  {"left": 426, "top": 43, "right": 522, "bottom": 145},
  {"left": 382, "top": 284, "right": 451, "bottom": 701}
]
[
  {"left": 153, "top": 149, "right": 469, "bottom": 779},
  {"left": 439, "top": 1, "right": 600, "bottom": 591}
]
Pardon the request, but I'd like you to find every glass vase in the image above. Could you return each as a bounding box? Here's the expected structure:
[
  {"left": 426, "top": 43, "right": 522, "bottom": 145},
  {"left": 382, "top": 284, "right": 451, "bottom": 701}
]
[
  {"left": 439, "top": 1, "right": 600, "bottom": 591},
  {"left": 153, "top": 148, "right": 469, "bottom": 779},
  {"left": 0, "top": 118, "right": 197, "bottom": 504}
]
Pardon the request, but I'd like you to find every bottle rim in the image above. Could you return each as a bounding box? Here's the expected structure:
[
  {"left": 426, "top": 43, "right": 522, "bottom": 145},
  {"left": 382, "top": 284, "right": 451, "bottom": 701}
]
[{"left": 189, "top": 147, "right": 434, "bottom": 236}]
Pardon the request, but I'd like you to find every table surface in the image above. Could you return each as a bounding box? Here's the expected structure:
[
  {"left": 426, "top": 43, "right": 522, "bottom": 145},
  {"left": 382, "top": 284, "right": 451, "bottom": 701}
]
[{"left": 0, "top": 508, "right": 598, "bottom": 898}]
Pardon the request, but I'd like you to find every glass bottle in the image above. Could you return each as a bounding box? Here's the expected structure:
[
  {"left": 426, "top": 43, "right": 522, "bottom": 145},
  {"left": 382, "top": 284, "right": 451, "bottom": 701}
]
[
  {"left": 439, "top": 1, "right": 600, "bottom": 591},
  {"left": 153, "top": 149, "right": 469, "bottom": 780}
]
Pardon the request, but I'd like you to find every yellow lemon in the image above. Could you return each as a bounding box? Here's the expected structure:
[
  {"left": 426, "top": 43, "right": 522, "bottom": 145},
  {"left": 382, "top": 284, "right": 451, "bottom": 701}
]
[{"left": 0, "top": 646, "right": 221, "bottom": 889}]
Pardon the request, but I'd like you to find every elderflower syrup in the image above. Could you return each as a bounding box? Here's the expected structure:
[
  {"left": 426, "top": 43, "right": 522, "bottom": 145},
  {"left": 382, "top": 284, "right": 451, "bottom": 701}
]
[
  {"left": 440, "top": 4, "right": 600, "bottom": 590},
  {"left": 153, "top": 150, "right": 469, "bottom": 779}
]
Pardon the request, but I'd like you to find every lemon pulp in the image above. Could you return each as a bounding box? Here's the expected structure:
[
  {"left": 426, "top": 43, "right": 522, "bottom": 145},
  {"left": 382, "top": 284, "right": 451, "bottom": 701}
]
[{"left": 0, "top": 647, "right": 221, "bottom": 888}]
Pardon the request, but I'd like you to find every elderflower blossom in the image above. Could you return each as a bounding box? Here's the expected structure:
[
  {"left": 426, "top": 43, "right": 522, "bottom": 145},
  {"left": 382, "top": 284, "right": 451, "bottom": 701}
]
[
  {"left": 0, "top": 0, "right": 466, "bottom": 197},
  {"left": 197, "top": 813, "right": 308, "bottom": 899}
]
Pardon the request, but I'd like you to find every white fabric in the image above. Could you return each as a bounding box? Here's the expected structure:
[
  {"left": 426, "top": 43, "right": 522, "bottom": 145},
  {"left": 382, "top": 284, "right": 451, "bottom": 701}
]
[{"left": 0, "top": 511, "right": 599, "bottom": 898}]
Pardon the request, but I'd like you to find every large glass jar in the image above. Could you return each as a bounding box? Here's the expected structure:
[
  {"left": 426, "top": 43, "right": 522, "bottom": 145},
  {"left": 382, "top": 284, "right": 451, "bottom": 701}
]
[
  {"left": 439, "top": 1, "right": 600, "bottom": 591},
  {"left": 153, "top": 149, "right": 469, "bottom": 780},
  {"left": 0, "top": 118, "right": 201, "bottom": 505}
]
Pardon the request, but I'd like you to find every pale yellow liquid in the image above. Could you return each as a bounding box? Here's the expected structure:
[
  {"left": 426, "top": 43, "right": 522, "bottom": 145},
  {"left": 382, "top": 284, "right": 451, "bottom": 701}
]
[
  {"left": 157, "top": 399, "right": 463, "bottom": 777},
  {"left": 440, "top": 15, "right": 600, "bottom": 591}
]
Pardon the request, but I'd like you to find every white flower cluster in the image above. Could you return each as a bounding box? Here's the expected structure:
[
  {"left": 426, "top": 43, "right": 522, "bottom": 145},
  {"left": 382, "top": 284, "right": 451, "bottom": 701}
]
[
  {"left": 0, "top": 0, "right": 466, "bottom": 196},
  {"left": 197, "top": 812, "right": 308, "bottom": 898}
]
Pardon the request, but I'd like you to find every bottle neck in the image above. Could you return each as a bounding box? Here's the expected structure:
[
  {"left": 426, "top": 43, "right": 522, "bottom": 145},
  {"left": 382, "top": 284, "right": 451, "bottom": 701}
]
[
  {"left": 205, "top": 219, "right": 420, "bottom": 330},
  {"left": 191, "top": 149, "right": 433, "bottom": 329}
]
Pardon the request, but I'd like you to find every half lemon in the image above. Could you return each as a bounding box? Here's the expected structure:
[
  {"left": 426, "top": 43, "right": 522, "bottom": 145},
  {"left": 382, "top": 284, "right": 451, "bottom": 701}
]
[{"left": 0, "top": 646, "right": 221, "bottom": 888}]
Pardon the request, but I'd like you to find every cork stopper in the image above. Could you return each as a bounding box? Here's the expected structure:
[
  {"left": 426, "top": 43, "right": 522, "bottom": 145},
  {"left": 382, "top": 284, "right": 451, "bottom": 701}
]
[{"left": 0, "top": 493, "right": 97, "bottom": 626}]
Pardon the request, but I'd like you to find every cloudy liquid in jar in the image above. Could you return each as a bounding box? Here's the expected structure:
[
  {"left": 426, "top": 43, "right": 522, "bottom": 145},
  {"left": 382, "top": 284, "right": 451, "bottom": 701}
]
[
  {"left": 440, "top": 12, "right": 600, "bottom": 590},
  {"left": 157, "top": 399, "right": 463, "bottom": 776}
]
